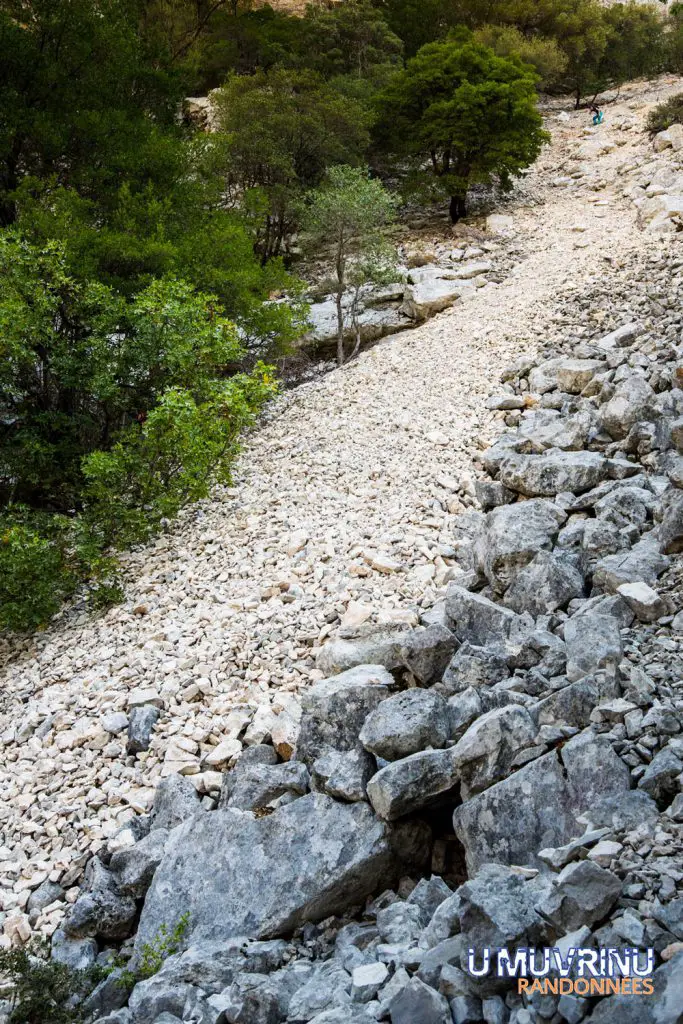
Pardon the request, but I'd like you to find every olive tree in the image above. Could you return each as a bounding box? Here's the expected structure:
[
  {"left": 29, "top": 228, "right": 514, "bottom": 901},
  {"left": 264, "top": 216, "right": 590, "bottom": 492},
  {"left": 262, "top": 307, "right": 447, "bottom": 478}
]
[{"left": 302, "top": 167, "right": 397, "bottom": 365}]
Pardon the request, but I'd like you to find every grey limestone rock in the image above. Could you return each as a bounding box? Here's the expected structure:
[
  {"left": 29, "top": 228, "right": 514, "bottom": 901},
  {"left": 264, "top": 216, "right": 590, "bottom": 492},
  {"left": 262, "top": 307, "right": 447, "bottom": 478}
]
[
  {"left": 498, "top": 450, "right": 608, "bottom": 498},
  {"left": 366, "top": 748, "right": 459, "bottom": 821},
  {"left": 310, "top": 747, "right": 376, "bottom": 802},
  {"left": 450, "top": 704, "right": 538, "bottom": 798},
  {"left": 295, "top": 665, "right": 394, "bottom": 767},
  {"left": 445, "top": 585, "right": 516, "bottom": 647},
  {"left": 150, "top": 774, "right": 202, "bottom": 832},
  {"left": 315, "top": 625, "right": 413, "bottom": 676},
  {"left": 474, "top": 499, "right": 567, "bottom": 594},
  {"left": 359, "top": 689, "right": 450, "bottom": 761},
  {"left": 135, "top": 793, "right": 429, "bottom": 952},
  {"left": 110, "top": 827, "right": 169, "bottom": 898}
]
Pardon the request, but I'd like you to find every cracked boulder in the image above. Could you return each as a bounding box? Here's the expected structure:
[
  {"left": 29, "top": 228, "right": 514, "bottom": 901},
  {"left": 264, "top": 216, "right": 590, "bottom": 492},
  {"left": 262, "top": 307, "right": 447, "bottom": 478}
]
[{"left": 135, "top": 794, "right": 430, "bottom": 952}]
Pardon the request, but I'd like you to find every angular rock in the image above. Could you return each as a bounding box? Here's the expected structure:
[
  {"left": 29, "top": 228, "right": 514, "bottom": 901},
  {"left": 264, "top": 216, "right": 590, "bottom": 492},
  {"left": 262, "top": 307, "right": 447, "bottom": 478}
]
[
  {"left": 505, "top": 550, "right": 585, "bottom": 615},
  {"left": 600, "top": 374, "right": 655, "bottom": 440},
  {"left": 616, "top": 581, "right": 666, "bottom": 623},
  {"left": 453, "top": 751, "right": 576, "bottom": 874},
  {"left": 51, "top": 929, "right": 98, "bottom": 970},
  {"left": 387, "top": 976, "right": 451, "bottom": 1024},
  {"left": 127, "top": 705, "right": 160, "bottom": 755},
  {"left": 295, "top": 665, "right": 394, "bottom": 767},
  {"left": 474, "top": 499, "right": 566, "bottom": 593},
  {"left": 656, "top": 487, "right": 683, "bottom": 554},
  {"left": 316, "top": 625, "right": 412, "bottom": 677},
  {"left": 150, "top": 774, "right": 201, "bottom": 832},
  {"left": 499, "top": 450, "right": 607, "bottom": 498},
  {"left": 564, "top": 609, "right": 623, "bottom": 682},
  {"left": 540, "top": 861, "right": 621, "bottom": 932},
  {"left": 442, "top": 643, "right": 509, "bottom": 695},
  {"left": 359, "top": 689, "right": 450, "bottom": 761},
  {"left": 458, "top": 864, "right": 549, "bottom": 950},
  {"left": 450, "top": 705, "right": 538, "bottom": 798},
  {"left": 593, "top": 535, "right": 669, "bottom": 593},
  {"left": 110, "top": 828, "right": 169, "bottom": 898},
  {"left": 135, "top": 794, "right": 429, "bottom": 951},
  {"left": 367, "top": 748, "right": 458, "bottom": 821},
  {"left": 638, "top": 748, "right": 683, "bottom": 808},
  {"left": 311, "top": 747, "right": 376, "bottom": 802},
  {"left": 445, "top": 586, "right": 516, "bottom": 646},
  {"left": 222, "top": 761, "right": 309, "bottom": 811},
  {"left": 399, "top": 624, "right": 457, "bottom": 685},
  {"left": 63, "top": 862, "right": 137, "bottom": 941}
]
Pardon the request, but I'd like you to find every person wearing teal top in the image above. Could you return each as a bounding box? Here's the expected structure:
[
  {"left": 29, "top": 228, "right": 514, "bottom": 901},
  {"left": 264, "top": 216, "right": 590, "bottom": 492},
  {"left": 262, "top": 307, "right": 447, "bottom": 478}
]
[{"left": 590, "top": 105, "right": 604, "bottom": 125}]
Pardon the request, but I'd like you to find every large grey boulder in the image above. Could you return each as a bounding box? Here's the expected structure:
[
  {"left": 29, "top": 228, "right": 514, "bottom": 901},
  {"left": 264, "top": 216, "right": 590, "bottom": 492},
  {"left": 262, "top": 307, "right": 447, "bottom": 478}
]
[
  {"left": 386, "top": 976, "right": 451, "bottom": 1024},
  {"left": 453, "top": 731, "right": 630, "bottom": 874},
  {"left": 453, "top": 751, "right": 575, "bottom": 874},
  {"left": 150, "top": 774, "right": 202, "bottom": 832},
  {"left": 445, "top": 586, "right": 516, "bottom": 646},
  {"left": 135, "top": 794, "right": 429, "bottom": 951},
  {"left": 366, "top": 748, "right": 459, "bottom": 821},
  {"left": 399, "top": 624, "right": 457, "bottom": 684},
  {"left": 504, "top": 550, "right": 585, "bottom": 615},
  {"left": 539, "top": 860, "right": 621, "bottom": 932},
  {"left": 62, "top": 860, "right": 137, "bottom": 941},
  {"left": 474, "top": 499, "right": 567, "bottom": 594},
  {"left": 442, "top": 643, "right": 510, "bottom": 695},
  {"left": 221, "top": 761, "right": 309, "bottom": 811},
  {"left": 310, "top": 748, "right": 376, "bottom": 802},
  {"left": 316, "top": 626, "right": 412, "bottom": 676},
  {"left": 498, "top": 450, "right": 608, "bottom": 497},
  {"left": 295, "top": 665, "right": 394, "bottom": 767},
  {"left": 555, "top": 359, "right": 604, "bottom": 394},
  {"left": 458, "top": 864, "right": 550, "bottom": 950},
  {"left": 656, "top": 487, "right": 683, "bottom": 554},
  {"left": 450, "top": 705, "right": 538, "bottom": 798},
  {"left": 517, "top": 407, "right": 593, "bottom": 452},
  {"left": 110, "top": 828, "right": 169, "bottom": 898},
  {"left": 593, "top": 534, "right": 670, "bottom": 592},
  {"left": 564, "top": 609, "right": 623, "bottom": 683},
  {"left": 359, "top": 689, "right": 450, "bottom": 761},
  {"left": 600, "top": 374, "right": 655, "bottom": 440}
]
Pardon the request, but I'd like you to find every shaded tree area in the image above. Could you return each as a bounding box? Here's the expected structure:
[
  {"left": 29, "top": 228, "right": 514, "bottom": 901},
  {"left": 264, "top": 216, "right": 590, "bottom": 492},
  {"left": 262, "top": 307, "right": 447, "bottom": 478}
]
[{"left": 0, "top": 0, "right": 678, "bottom": 630}]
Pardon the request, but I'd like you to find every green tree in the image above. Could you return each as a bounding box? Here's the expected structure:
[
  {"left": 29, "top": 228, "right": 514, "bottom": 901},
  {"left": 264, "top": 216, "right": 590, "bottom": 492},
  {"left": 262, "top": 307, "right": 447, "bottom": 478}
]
[
  {"left": 214, "top": 68, "right": 372, "bottom": 260},
  {"left": 302, "top": 166, "right": 397, "bottom": 366},
  {"left": 376, "top": 36, "right": 548, "bottom": 222},
  {"left": 472, "top": 24, "right": 567, "bottom": 90},
  {"left": 0, "top": 234, "right": 277, "bottom": 628},
  {"left": 299, "top": 0, "right": 403, "bottom": 79}
]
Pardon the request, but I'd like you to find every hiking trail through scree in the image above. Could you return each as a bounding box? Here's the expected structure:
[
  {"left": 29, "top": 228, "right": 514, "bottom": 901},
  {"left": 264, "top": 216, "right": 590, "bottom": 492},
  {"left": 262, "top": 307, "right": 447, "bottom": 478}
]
[{"left": 2, "top": 75, "right": 682, "bottom": 942}]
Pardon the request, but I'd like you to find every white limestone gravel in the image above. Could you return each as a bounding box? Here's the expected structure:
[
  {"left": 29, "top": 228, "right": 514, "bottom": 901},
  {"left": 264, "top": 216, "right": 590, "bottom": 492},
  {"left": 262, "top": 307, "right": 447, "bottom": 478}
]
[{"left": 1, "top": 75, "right": 682, "bottom": 944}]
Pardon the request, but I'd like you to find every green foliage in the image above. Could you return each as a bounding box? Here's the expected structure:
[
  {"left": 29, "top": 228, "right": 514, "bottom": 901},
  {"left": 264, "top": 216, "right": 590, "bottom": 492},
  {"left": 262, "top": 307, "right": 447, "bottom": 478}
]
[
  {"left": 214, "top": 68, "right": 372, "bottom": 260},
  {"left": 303, "top": 166, "right": 397, "bottom": 364},
  {"left": 135, "top": 913, "right": 191, "bottom": 981},
  {"left": 115, "top": 912, "right": 191, "bottom": 988},
  {"left": 472, "top": 24, "right": 567, "bottom": 90},
  {"left": 0, "top": 939, "right": 104, "bottom": 1024},
  {"left": 646, "top": 91, "right": 683, "bottom": 133},
  {"left": 0, "top": 233, "right": 276, "bottom": 629},
  {"left": 376, "top": 36, "right": 548, "bottom": 220}
]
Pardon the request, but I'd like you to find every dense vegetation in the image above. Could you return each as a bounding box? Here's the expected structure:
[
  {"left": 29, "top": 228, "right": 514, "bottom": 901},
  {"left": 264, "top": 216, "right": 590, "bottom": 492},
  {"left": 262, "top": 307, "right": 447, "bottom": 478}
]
[{"left": 0, "top": 0, "right": 679, "bottom": 631}]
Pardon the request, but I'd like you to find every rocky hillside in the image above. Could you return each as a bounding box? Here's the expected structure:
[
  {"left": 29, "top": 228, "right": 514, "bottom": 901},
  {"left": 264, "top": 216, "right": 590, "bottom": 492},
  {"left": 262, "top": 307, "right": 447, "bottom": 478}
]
[{"left": 2, "top": 76, "right": 683, "bottom": 1024}]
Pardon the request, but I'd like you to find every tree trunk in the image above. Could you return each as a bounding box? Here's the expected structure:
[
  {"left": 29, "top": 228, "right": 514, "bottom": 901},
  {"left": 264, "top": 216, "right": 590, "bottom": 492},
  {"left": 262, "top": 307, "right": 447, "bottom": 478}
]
[
  {"left": 449, "top": 194, "right": 467, "bottom": 224},
  {"left": 335, "top": 290, "right": 345, "bottom": 366}
]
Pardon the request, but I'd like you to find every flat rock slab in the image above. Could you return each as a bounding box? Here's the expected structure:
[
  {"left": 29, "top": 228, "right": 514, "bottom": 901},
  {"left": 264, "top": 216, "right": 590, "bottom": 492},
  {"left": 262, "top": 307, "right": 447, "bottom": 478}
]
[{"left": 135, "top": 794, "right": 428, "bottom": 952}]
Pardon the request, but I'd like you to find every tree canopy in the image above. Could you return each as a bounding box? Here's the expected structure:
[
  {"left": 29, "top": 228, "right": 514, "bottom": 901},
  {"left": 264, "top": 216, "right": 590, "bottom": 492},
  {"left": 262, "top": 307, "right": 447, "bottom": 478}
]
[{"left": 376, "top": 36, "right": 548, "bottom": 220}]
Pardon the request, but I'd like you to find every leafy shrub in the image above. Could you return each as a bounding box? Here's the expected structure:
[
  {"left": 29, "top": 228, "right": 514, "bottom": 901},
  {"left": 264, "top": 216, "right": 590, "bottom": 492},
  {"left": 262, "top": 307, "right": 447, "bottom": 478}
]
[
  {"left": 0, "top": 234, "right": 277, "bottom": 630},
  {"left": 646, "top": 92, "right": 683, "bottom": 134},
  {"left": 0, "top": 939, "right": 104, "bottom": 1024}
]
